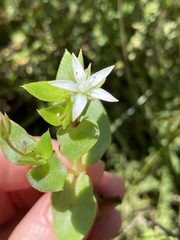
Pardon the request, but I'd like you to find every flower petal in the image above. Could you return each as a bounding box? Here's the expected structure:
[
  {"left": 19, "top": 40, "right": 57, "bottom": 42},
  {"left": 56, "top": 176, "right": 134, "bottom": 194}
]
[
  {"left": 72, "top": 53, "right": 86, "bottom": 84},
  {"left": 72, "top": 94, "right": 88, "bottom": 121},
  {"left": 88, "top": 65, "right": 114, "bottom": 88},
  {"left": 49, "top": 80, "right": 78, "bottom": 92},
  {"left": 89, "top": 88, "right": 118, "bottom": 102}
]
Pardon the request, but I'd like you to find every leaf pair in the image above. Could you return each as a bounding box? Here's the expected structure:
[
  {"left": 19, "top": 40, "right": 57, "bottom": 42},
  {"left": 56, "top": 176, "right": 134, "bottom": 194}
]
[
  {"left": 0, "top": 121, "right": 67, "bottom": 192},
  {"left": 19, "top": 130, "right": 52, "bottom": 166}
]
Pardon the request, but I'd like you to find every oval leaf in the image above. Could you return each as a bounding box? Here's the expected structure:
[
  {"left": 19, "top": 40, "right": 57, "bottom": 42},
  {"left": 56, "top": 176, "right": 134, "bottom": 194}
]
[
  {"left": 52, "top": 174, "right": 97, "bottom": 240},
  {"left": 27, "top": 152, "right": 67, "bottom": 192},
  {"left": 38, "top": 105, "right": 64, "bottom": 126},
  {"left": 57, "top": 119, "right": 99, "bottom": 162},
  {"left": 22, "top": 81, "right": 68, "bottom": 102}
]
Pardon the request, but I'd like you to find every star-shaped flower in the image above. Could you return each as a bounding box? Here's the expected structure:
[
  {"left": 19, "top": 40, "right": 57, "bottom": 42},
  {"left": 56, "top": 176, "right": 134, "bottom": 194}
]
[{"left": 49, "top": 53, "right": 118, "bottom": 121}]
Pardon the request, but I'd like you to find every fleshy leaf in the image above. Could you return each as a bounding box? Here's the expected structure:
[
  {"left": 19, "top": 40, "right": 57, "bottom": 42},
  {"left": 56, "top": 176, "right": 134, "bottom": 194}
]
[
  {"left": 57, "top": 119, "right": 99, "bottom": 162},
  {"left": 56, "top": 50, "right": 73, "bottom": 80},
  {"left": 52, "top": 173, "right": 97, "bottom": 240},
  {"left": 27, "top": 152, "right": 67, "bottom": 192},
  {"left": 0, "top": 120, "right": 36, "bottom": 165},
  {"left": 35, "top": 130, "right": 53, "bottom": 160},
  {"left": 82, "top": 100, "right": 111, "bottom": 165},
  {"left": 22, "top": 81, "right": 68, "bottom": 102},
  {"left": 38, "top": 105, "right": 65, "bottom": 126}
]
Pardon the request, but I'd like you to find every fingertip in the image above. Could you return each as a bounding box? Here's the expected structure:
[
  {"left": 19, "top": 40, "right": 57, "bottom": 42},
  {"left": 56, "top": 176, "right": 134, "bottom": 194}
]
[{"left": 94, "top": 171, "right": 125, "bottom": 200}]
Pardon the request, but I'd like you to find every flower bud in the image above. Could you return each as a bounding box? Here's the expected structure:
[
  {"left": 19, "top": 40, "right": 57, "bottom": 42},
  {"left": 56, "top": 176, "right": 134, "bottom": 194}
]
[{"left": 0, "top": 112, "right": 11, "bottom": 139}]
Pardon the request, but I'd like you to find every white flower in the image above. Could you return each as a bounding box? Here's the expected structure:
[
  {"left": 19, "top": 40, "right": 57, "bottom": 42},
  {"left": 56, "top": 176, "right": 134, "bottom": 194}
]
[{"left": 49, "top": 53, "right": 118, "bottom": 121}]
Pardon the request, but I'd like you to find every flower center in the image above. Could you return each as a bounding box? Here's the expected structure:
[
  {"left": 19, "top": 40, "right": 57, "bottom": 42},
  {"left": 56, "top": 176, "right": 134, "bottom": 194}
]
[{"left": 78, "top": 80, "right": 90, "bottom": 93}]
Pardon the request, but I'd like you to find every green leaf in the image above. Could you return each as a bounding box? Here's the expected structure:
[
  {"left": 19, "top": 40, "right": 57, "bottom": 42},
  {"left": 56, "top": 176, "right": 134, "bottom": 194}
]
[
  {"left": 57, "top": 119, "right": 99, "bottom": 162},
  {"left": 56, "top": 49, "right": 73, "bottom": 80},
  {"left": 27, "top": 152, "right": 67, "bottom": 192},
  {"left": 38, "top": 105, "right": 65, "bottom": 126},
  {"left": 35, "top": 130, "right": 53, "bottom": 160},
  {"left": 22, "top": 81, "right": 68, "bottom": 102},
  {"left": 82, "top": 100, "right": 111, "bottom": 165},
  {"left": 0, "top": 120, "right": 36, "bottom": 165},
  {"left": 52, "top": 174, "right": 97, "bottom": 240}
]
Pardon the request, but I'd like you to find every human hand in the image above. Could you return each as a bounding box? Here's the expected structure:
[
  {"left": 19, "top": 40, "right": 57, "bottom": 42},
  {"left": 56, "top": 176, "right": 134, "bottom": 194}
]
[{"left": 0, "top": 139, "right": 125, "bottom": 240}]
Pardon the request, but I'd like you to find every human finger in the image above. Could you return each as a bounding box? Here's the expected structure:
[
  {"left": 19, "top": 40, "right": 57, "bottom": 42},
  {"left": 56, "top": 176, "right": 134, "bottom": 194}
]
[
  {"left": 87, "top": 208, "right": 121, "bottom": 240},
  {"left": 86, "top": 160, "right": 105, "bottom": 185},
  {"left": 0, "top": 148, "right": 31, "bottom": 191},
  {"left": 8, "top": 192, "right": 121, "bottom": 240},
  {"left": 0, "top": 188, "right": 42, "bottom": 226},
  {"left": 8, "top": 193, "right": 55, "bottom": 240}
]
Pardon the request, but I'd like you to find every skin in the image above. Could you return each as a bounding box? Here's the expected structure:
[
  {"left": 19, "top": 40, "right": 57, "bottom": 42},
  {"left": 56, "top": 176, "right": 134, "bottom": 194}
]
[{"left": 0, "top": 139, "right": 125, "bottom": 240}]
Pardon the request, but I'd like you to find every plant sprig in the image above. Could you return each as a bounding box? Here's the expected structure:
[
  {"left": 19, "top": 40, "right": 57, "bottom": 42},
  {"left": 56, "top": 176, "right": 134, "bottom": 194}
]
[{"left": 0, "top": 50, "right": 118, "bottom": 240}]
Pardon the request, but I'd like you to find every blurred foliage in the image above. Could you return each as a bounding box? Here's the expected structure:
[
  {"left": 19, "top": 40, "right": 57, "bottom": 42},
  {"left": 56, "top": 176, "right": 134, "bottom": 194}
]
[{"left": 0, "top": 0, "right": 180, "bottom": 239}]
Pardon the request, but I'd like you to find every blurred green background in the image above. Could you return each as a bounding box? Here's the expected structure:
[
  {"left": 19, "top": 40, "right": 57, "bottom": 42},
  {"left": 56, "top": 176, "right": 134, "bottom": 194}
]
[{"left": 0, "top": 0, "right": 179, "bottom": 239}]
